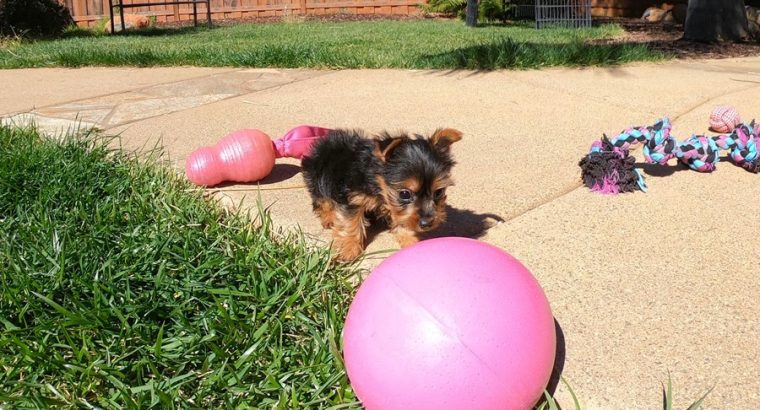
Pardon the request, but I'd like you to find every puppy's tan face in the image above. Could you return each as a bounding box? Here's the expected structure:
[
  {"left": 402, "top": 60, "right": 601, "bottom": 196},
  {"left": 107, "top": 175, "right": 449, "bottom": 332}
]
[
  {"left": 388, "top": 176, "right": 451, "bottom": 233},
  {"left": 376, "top": 128, "right": 462, "bottom": 233}
]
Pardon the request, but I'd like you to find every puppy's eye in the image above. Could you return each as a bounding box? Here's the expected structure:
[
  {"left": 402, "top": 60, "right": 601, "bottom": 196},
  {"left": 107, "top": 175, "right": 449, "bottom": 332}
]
[
  {"left": 434, "top": 188, "right": 446, "bottom": 200},
  {"left": 398, "top": 189, "right": 413, "bottom": 202}
]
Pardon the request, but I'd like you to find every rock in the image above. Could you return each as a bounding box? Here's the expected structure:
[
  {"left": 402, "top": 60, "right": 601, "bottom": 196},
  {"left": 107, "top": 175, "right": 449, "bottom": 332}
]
[
  {"left": 104, "top": 14, "right": 150, "bottom": 33},
  {"left": 672, "top": 3, "right": 687, "bottom": 24}
]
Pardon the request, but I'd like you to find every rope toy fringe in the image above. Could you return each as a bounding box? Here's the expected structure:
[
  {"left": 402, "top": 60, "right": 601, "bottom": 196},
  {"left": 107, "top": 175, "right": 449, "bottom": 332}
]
[{"left": 579, "top": 117, "right": 760, "bottom": 194}]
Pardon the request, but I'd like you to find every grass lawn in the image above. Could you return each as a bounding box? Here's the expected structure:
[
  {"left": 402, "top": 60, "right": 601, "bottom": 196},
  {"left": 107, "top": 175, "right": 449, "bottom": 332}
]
[
  {"left": 0, "top": 125, "right": 359, "bottom": 408},
  {"left": 0, "top": 20, "right": 665, "bottom": 70}
]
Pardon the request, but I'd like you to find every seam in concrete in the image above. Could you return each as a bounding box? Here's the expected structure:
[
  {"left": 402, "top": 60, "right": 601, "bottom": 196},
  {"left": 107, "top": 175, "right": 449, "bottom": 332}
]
[
  {"left": 101, "top": 70, "right": 337, "bottom": 131},
  {"left": 517, "top": 75, "right": 752, "bottom": 120},
  {"left": 0, "top": 68, "right": 240, "bottom": 117}
]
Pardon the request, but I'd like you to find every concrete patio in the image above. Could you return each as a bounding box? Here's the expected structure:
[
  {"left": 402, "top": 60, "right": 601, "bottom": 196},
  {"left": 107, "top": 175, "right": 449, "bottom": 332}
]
[{"left": 3, "top": 58, "right": 760, "bottom": 408}]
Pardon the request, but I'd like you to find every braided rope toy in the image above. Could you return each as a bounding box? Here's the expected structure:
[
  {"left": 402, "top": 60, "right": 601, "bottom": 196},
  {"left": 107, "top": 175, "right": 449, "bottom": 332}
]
[{"left": 579, "top": 116, "right": 760, "bottom": 194}]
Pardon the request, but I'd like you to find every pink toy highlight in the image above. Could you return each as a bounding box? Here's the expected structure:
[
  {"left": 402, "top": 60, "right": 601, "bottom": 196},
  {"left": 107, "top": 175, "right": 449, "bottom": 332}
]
[
  {"left": 342, "top": 237, "right": 556, "bottom": 410},
  {"left": 274, "top": 125, "right": 332, "bottom": 159},
  {"left": 185, "top": 125, "right": 332, "bottom": 187},
  {"left": 709, "top": 105, "right": 741, "bottom": 133}
]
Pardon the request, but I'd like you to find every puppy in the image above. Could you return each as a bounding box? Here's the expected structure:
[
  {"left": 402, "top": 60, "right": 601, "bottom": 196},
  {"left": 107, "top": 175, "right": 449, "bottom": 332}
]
[{"left": 301, "top": 128, "right": 462, "bottom": 261}]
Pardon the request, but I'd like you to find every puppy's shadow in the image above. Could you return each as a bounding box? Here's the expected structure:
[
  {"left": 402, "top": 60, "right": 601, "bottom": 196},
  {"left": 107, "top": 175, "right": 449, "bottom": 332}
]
[
  {"left": 364, "top": 206, "right": 504, "bottom": 245},
  {"left": 425, "top": 206, "right": 505, "bottom": 239}
]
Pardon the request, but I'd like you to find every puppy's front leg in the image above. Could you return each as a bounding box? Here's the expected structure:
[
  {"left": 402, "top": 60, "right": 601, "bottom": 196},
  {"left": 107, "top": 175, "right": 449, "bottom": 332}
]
[{"left": 332, "top": 206, "right": 367, "bottom": 262}]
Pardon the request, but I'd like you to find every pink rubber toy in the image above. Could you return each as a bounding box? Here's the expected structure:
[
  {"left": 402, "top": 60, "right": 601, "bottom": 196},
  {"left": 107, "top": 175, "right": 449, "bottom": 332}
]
[
  {"left": 185, "top": 125, "right": 332, "bottom": 187},
  {"left": 709, "top": 105, "right": 741, "bottom": 133},
  {"left": 342, "top": 237, "right": 556, "bottom": 410},
  {"left": 274, "top": 125, "right": 332, "bottom": 160},
  {"left": 185, "top": 129, "right": 276, "bottom": 186}
]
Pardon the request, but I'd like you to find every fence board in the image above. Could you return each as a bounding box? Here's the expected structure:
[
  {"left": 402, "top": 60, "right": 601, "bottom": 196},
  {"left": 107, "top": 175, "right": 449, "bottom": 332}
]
[
  {"left": 68, "top": 0, "right": 424, "bottom": 25},
  {"left": 68, "top": 0, "right": 663, "bottom": 27}
]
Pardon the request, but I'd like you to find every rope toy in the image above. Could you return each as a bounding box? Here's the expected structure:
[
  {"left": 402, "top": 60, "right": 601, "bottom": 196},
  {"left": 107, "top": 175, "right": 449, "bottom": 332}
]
[{"left": 579, "top": 116, "right": 760, "bottom": 194}]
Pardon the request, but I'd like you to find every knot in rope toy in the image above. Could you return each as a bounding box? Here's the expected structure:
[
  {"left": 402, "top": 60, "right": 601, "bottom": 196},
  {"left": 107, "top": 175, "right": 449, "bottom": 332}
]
[
  {"left": 579, "top": 112, "right": 760, "bottom": 194},
  {"left": 709, "top": 105, "right": 741, "bottom": 133}
]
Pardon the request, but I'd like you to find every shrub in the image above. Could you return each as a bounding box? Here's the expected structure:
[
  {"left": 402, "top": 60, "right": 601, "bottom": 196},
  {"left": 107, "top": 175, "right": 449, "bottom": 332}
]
[
  {"left": 420, "top": 0, "right": 511, "bottom": 22},
  {"left": 0, "top": 0, "right": 75, "bottom": 38}
]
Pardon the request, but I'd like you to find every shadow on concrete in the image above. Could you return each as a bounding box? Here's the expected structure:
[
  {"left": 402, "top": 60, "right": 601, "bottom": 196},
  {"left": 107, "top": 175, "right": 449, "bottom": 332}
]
[
  {"left": 425, "top": 205, "right": 504, "bottom": 239},
  {"left": 637, "top": 154, "right": 743, "bottom": 177},
  {"left": 207, "top": 164, "right": 302, "bottom": 189},
  {"left": 534, "top": 319, "right": 568, "bottom": 410},
  {"left": 363, "top": 205, "right": 504, "bottom": 247},
  {"left": 258, "top": 164, "right": 302, "bottom": 184},
  {"left": 636, "top": 161, "right": 687, "bottom": 177}
]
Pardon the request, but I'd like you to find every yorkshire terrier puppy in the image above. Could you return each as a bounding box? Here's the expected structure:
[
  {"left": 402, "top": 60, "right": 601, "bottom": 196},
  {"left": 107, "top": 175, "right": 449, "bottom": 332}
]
[{"left": 301, "top": 128, "right": 462, "bottom": 261}]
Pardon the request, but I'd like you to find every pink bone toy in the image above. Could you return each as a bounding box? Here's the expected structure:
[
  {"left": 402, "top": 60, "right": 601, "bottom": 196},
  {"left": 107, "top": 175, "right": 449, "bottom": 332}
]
[{"left": 185, "top": 125, "right": 332, "bottom": 187}]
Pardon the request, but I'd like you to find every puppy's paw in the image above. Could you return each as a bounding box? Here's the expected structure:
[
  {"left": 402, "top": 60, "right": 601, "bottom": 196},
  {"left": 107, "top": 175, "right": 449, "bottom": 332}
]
[
  {"left": 333, "top": 237, "right": 364, "bottom": 262},
  {"left": 394, "top": 227, "right": 420, "bottom": 248}
]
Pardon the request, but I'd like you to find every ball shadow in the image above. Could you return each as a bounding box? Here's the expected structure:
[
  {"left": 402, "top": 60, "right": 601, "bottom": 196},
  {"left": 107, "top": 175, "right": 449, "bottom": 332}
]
[{"left": 534, "top": 319, "right": 567, "bottom": 409}]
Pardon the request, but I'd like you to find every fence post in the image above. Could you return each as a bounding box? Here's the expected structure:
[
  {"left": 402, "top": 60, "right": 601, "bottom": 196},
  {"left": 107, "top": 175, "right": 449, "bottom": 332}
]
[{"left": 465, "top": 0, "right": 478, "bottom": 26}]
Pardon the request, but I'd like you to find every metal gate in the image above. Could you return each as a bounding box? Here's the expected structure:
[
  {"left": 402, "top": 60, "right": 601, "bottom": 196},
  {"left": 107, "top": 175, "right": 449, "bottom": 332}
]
[{"left": 507, "top": 0, "right": 592, "bottom": 29}]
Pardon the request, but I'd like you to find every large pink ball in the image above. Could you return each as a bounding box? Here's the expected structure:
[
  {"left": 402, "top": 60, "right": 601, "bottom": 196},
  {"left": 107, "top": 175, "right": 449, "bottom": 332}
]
[{"left": 343, "top": 237, "right": 556, "bottom": 410}]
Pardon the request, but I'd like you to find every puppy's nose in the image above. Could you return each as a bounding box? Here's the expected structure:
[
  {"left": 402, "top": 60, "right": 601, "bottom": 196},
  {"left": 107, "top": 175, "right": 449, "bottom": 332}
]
[{"left": 418, "top": 217, "right": 433, "bottom": 229}]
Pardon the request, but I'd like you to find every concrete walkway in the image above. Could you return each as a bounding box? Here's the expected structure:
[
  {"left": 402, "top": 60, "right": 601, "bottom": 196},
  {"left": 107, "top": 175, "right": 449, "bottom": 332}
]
[{"left": 3, "top": 58, "right": 760, "bottom": 409}]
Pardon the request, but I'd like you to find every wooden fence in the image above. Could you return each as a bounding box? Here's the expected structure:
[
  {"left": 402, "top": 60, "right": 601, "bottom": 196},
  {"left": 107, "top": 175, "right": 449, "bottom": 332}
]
[
  {"left": 64, "top": 0, "right": 684, "bottom": 27},
  {"left": 64, "top": 0, "right": 425, "bottom": 27}
]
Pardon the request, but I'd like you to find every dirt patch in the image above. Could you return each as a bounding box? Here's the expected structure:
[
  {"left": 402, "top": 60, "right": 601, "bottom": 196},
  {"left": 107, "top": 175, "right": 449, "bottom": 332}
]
[{"left": 593, "top": 17, "right": 760, "bottom": 59}]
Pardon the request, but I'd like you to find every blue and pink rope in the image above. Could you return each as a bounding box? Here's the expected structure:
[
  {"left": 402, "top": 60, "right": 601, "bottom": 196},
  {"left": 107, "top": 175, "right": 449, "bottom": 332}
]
[{"left": 579, "top": 117, "right": 760, "bottom": 194}]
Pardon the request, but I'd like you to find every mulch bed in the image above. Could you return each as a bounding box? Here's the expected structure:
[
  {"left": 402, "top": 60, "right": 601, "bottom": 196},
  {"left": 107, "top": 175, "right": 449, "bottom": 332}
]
[
  {"left": 593, "top": 17, "right": 760, "bottom": 60},
  {"left": 156, "top": 14, "right": 760, "bottom": 60}
]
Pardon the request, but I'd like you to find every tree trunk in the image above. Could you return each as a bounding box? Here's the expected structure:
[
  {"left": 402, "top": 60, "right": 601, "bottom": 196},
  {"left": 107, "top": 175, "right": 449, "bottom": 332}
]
[
  {"left": 684, "top": 0, "right": 749, "bottom": 42},
  {"left": 465, "top": 0, "right": 478, "bottom": 27}
]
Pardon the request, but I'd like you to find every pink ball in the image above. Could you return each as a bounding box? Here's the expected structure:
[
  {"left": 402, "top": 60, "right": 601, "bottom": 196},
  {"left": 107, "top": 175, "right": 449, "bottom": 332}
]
[
  {"left": 343, "top": 237, "right": 556, "bottom": 410},
  {"left": 709, "top": 105, "right": 741, "bottom": 133},
  {"left": 185, "top": 129, "right": 276, "bottom": 186}
]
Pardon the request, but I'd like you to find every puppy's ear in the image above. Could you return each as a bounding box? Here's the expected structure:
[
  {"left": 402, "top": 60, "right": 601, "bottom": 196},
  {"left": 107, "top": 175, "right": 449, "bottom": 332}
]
[
  {"left": 430, "top": 128, "right": 463, "bottom": 150},
  {"left": 374, "top": 138, "right": 403, "bottom": 162}
]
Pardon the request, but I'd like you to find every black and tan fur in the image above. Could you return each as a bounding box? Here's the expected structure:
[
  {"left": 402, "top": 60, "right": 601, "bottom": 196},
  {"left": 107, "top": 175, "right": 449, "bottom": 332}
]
[{"left": 301, "top": 128, "right": 462, "bottom": 261}]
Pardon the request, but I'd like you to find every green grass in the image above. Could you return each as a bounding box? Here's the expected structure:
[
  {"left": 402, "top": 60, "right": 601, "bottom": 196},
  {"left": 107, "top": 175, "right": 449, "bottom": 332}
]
[
  {"left": 0, "top": 125, "right": 360, "bottom": 408},
  {"left": 0, "top": 20, "right": 665, "bottom": 69}
]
